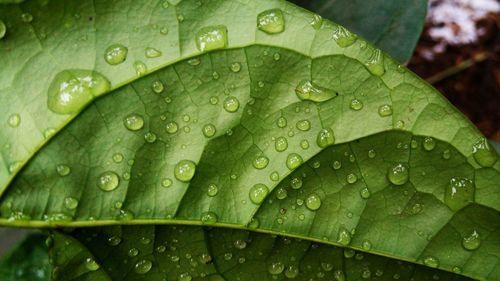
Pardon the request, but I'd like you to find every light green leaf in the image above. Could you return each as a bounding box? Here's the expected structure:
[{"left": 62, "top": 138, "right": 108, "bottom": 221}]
[
  {"left": 0, "top": 0, "right": 499, "bottom": 280},
  {"left": 288, "top": 0, "right": 428, "bottom": 62},
  {"left": 49, "top": 225, "right": 475, "bottom": 281},
  {"left": 0, "top": 233, "right": 51, "bottom": 281}
]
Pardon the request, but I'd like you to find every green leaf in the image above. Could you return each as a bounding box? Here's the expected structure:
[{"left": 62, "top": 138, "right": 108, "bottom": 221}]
[
  {"left": 0, "top": 0, "right": 499, "bottom": 280},
  {"left": 49, "top": 225, "right": 474, "bottom": 281},
  {"left": 0, "top": 233, "right": 51, "bottom": 281},
  {"left": 288, "top": 0, "right": 428, "bottom": 63}
]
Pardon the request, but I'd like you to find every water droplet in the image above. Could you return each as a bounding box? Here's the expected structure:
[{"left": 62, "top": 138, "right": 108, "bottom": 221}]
[
  {"left": 104, "top": 44, "right": 128, "bottom": 65},
  {"left": 195, "top": 25, "right": 228, "bottom": 52},
  {"left": 462, "top": 230, "right": 481, "bottom": 251},
  {"left": 7, "top": 113, "right": 20, "bottom": 127},
  {"left": 305, "top": 193, "right": 321, "bottom": 210},
  {"left": 360, "top": 188, "right": 371, "bottom": 199},
  {"left": 274, "top": 137, "right": 288, "bottom": 152},
  {"left": 188, "top": 58, "right": 201, "bottom": 66},
  {"left": 112, "top": 153, "right": 124, "bottom": 163},
  {"left": 145, "top": 47, "right": 162, "bottom": 58},
  {"left": 472, "top": 137, "right": 497, "bottom": 167},
  {"left": 332, "top": 160, "right": 341, "bottom": 170},
  {"left": 362, "top": 240, "right": 372, "bottom": 250},
  {"left": 97, "top": 171, "right": 120, "bottom": 191},
  {"left": 273, "top": 52, "right": 281, "bottom": 61},
  {"left": 332, "top": 25, "right": 357, "bottom": 47},
  {"left": 48, "top": 70, "right": 110, "bottom": 114},
  {"left": 445, "top": 177, "right": 474, "bottom": 211},
  {"left": 202, "top": 124, "right": 216, "bottom": 138},
  {"left": 275, "top": 187, "right": 288, "bottom": 200},
  {"left": 234, "top": 239, "right": 247, "bottom": 249},
  {"left": 64, "top": 197, "right": 78, "bottom": 209},
  {"left": 253, "top": 156, "right": 269, "bottom": 169},
  {"left": 286, "top": 153, "right": 303, "bottom": 170},
  {"left": 178, "top": 273, "right": 192, "bottom": 281},
  {"left": 442, "top": 149, "right": 451, "bottom": 159},
  {"left": 144, "top": 132, "right": 157, "bottom": 143},
  {"left": 395, "top": 120, "right": 405, "bottom": 129},
  {"left": 134, "top": 61, "right": 147, "bottom": 76},
  {"left": 223, "top": 96, "right": 240, "bottom": 112},
  {"left": 0, "top": 20, "right": 6, "bottom": 39},
  {"left": 152, "top": 80, "right": 164, "bottom": 93},
  {"left": 368, "top": 149, "right": 376, "bottom": 158},
  {"left": 21, "top": 13, "right": 33, "bottom": 23},
  {"left": 161, "top": 178, "right": 173, "bottom": 188},
  {"left": 249, "top": 183, "right": 269, "bottom": 204},
  {"left": 230, "top": 62, "right": 241, "bottom": 73},
  {"left": 257, "top": 9, "right": 285, "bottom": 34},
  {"left": 290, "top": 177, "right": 303, "bottom": 189},
  {"left": 123, "top": 114, "right": 144, "bottom": 131},
  {"left": 365, "top": 49, "right": 385, "bottom": 76},
  {"left": 201, "top": 211, "right": 218, "bottom": 224},
  {"left": 207, "top": 183, "right": 218, "bottom": 197},
  {"left": 268, "top": 261, "right": 285, "bottom": 275},
  {"left": 174, "top": 160, "right": 196, "bottom": 182},
  {"left": 276, "top": 116, "right": 287, "bottom": 128},
  {"left": 284, "top": 265, "right": 299, "bottom": 278},
  {"left": 166, "top": 121, "right": 178, "bottom": 134},
  {"left": 316, "top": 128, "right": 335, "bottom": 148},
  {"left": 387, "top": 163, "right": 409, "bottom": 185},
  {"left": 337, "top": 227, "right": 351, "bottom": 246},
  {"left": 295, "top": 80, "right": 337, "bottom": 102},
  {"left": 56, "top": 164, "right": 71, "bottom": 176},
  {"left": 107, "top": 236, "right": 121, "bottom": 246},
  {"left": 347, "top": 173, "right": 358, "bottom": 184},
  {"left": 134, "top": 259, "right": 152, "bottom": 274},
  {"left": 423, "top": 256, "right": 439, "bottom": 268},
  {"left": 378, "top": 104, "right": 392, "bottom": 117},
  {"left": 310, "top": 14, "right": 323, "bottom": 30},
  {"left": 128, "top": 248, "right": 139, "bottom": 257},
  {"left": 296, "top": 120, "right": 311, "bottom": 131},
  {"left": 423, "top": 137, "right": 436, "bottom": 151},
  {"left": 350, "top": 99, "right": 363, "bottom": 111},
  {"left": 270, "top": 171, "right": 280, "bottom": 181},
  {"left": 85, "top": 258, "right": 100, "bottom": 271}
]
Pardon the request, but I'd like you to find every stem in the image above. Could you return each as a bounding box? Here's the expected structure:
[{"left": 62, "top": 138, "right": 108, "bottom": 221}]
[{"left": 426, "top": 52, "right": 489, "bottom": 84}]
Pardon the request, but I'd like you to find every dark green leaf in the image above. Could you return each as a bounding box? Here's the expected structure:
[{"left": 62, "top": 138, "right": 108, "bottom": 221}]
[
  {"left": 0, "top": 233, "right": 51, "bottom": 281},
  {"left": 288, "top": 0, "right": 428, "bottom": 62}
]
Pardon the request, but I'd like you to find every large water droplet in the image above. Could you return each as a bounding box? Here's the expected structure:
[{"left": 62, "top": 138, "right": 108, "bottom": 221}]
[
  {"left": 296, "top": 120, "right": 311, "bottom": 131},
  {"left": 202, "top": 124, "right": 216, "bottom": 138},
  {"left": 104, "top": 44, "right": 128, "bottom": 65},
  {"left": 275, "top": 187, "right": 288, "bottom": 200},
  {"left": 195, "top": 25, "right": 228, "bottom": 52},
  {"left": 223, "top": 96, "right": 240, "bottom": 112},
  {"left": 48, "top": 70, "right": 110, "bottom": 115},
  {"left": 277, "top": 116, "right": 287, "bottom": 128},
  {"left": 423, "top": 256, "right": 439, "bottom": 268},
  {"left": 207, "top": 183, "right": 218, "bottom": 197},
  {"left": 350, "top": 99, "right": 363, "bottom": 111},
  {"left": 249, "top": 183, "right": 269, "bottom": 204},
  {"left": 387, "top": 163, "right": 409, "bottom": 185},
  {"left": 305, "top": 193, "right": 321, "bottom": 210},
  {"left": 201, "top": 211, "right": 218, "bottom": 224},
  {"left": 316, "top": 128, "right": 335, "bottom": 148},
  {"left": 165, "top": 121, "right": 178, "bottom": 134},
  {"left": 445, "top": 177, "right": 474, "bottom": 211},
  {"left": 290, "top": 177, "right": 303, "bottom": 189},
  {"left": 145, "top": 47, "right": 162, "bottom": 58},
  {"left": 56, "top": 164, "right": 71, "bottom": 176},
  {"left": 268, "top": 261, "right": 285, "bottom": 275},
  {"left": 257, "top": 9, "right": 285, "bottom": 34},
  {"left": 134, "top": 61, "right": 147, "bottom": 76},
  {"left": 423, "top": 137, "right": 436, "bottom": 151},
  {"left": 0, "top": 20, "right": 6, "bottom": 40},
  {"left": 332, "top": 25, "right": 357, "bottom": 47},
  {"left": 253, "top": 156, "right": 269, "bottom": 169},
  {"left": 310, "top": 14, "right": 323, "bottom": 30},
  {"left": 123, "top": 113, "right": 144, "bottom": 131},
  {"left": 284, "top": 265, "right": 299, "bottom": 278},
  {"left": 134, "top": 259, "right": 152, "bottom": 274},
  {"left": 152, "top": 80, "right": 164, "bottom": 93},
  {"left": 174, "top": 160, "right": 196, "bottom": 182},
  {"left": 378, "top": 104, "right": 392, "bottom": 117},
  {"left": 462, "top": 230, "right": 481, "bottom": 251},
  {"left": 275, "top": 137, "right": 288, "bottom": 152},
  {"left": 286, "top": 153, "right": 303, "bottom": 170},
  {"left": 337, "top": 227, "right": 351, "bottom": 246},
  {"left": 7, "top": 113, "right": 20, "bottom": 128},
  {"left": 295, "top": 80, "right": 337, "bottom": 102},
  {"left": 97, "top": 171, "right": 120, "bottom": 191},
  {"left": 472, "top": 137, "right": 497, "bottom": 167},
  {"left": 365, "top": 49, "right": 385, "bottom": 76},
  {"left": 64, "top": 197, "right": 78, "bottom": 209}
]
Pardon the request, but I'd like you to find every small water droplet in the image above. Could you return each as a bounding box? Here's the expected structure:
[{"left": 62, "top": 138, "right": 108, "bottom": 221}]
[
  {"left": 284, "top": 265, "right": 299, "bottom": 278},
  {"left": 178, "top": 272, "right": 192, "bottom": 281},
  {"left": 144, "top": 132, "right": 157, "bottom": 143},
  {"left": 202, "top": 124, "right": 216, "bottom": 138},
  {"left": 445, "top": 177, "right": 474, "bottom": 211},
  {"left": 332, "top": 25, "right": 357, "bottom": 47},
  {"left": 395, "top": 120, "right": 405, "bottom": 129},
  {"left": 362, "top": 240, "right": 372, "bottom": 250},
  {"left": 378, "top": 104, "right": 392, "bottom": 117},
  {"left": 275, "top": 187, "right": 288, "bottom": 200},
  {"left": 195, "top": 25, "right": 228, "bottom": 52},
  {"left": 368, "top": 149, "right": 376, "bottom": 158},
  {"left": 85, "top": 258, "right": 100, "bottom": 271},
  {"left": 286, "top": 153, "right": 303, "bottom": 170},
  {"left": 201, "top": 211, "right": 218, "bottom": 224},
  {"left": 97, "top": 171, "right": 120, "bottom": 191},
  {"left": 350, "top": 99, "right": 363, "bottom": 111},
  {"left": 207, "top": 183, "right": 218, "bottom": 197},
  {"left": 290, "top": 177, "right": 303, "bottom": 189},
  {"left": 64, "top": 197, "right": 78, "bottom": 209},
  {"left": 253, "top": 156, "right": 269, "bottom": 169},
  {"left": 161, "top": 178, "right": 173, "bottom": 188},
  {"left": 462, "top": 230, "right": 481, "bottom": 251},
  {"left": 296, "top": 120, "right": 311, "bottom": 131},
  {"left": 145, "top": 47, "right": 162, "bottom": 58},
  {"left": 134, "top": 61, "right": 147, "bottom": 76},
  {"left": 365, "top": 49, "right": 385, "bottom": 76},
  {"left": 347, "top": 173, "right": 358, "bottom": 184},
  {"left": 268, "top": 261, "right": 285, "bottom": 275},
  {"left": 442, "top": 149, "right": 451, "bottom": 159},
  {"left": 295, "top": 80, "right": 337, "bottom": 102},
  {"left": 472, "top": 137, "right": 497, "bottom": 167},
  {"left": 7, "top": 113, "right": 21, "bottom": 127},
  {"left": 134, "top": 259, "right": 152, "bottom": 274},
  {"left": 230, "top": 62, "right": 241, "bottom": 73},
  {"left": 317, "top": 128, "right": 335, "bottom": 148},
  {"left": 337, "top": 227, "right": 351, "bottom": 246},
  {"left": 21, "top": 13, "right": 33, "bottom": 23},
  {"left": 152, "top": 80, "right": 164, "bottom": 93},
  {"left": 305, "top": 193, "right": 321, "bottom": 210},
  {"left": 270, "top": 171, "right": 280, "bottom": 181},
  {"left": 223, "top": 96, "right": 240, "bottom": 112},
  {"left": 249, "top": 183, "right": 269, "bottom": 204},
  {"left": 360, "top": 187, "right": 371, "bottom": 199},
  {"left": 423, "top": 256, "right": 439, "bottom": 268},
  {"left": 104, "top": 44, "right": 128, "bottom": 65},
  {"left": 423, "top": 137, "right": 436, "bottom": 151},
  {"left": 107, "top": 236, "right": 121, "bottom": 246},
  {"left": 174, "top": 160, "right": 196, "bottom": 182},
  {"left": 128, "top": 248, "right": 139, "bottom": 257},
  {"left": 332, "top": 160, "right": 342, "bottom": 170},
  {"left": 48, "top": 70, "right": 110, "bottom": 114},
  {"left": 0, "top": 20, "right": 6, "bottom": 39},
  {"left": 275, "top": 136, "right": 288, "bottom": 152},
  {"left": 56, "top": 164, "right": 71, "bottom": 176},
  {"left": 257, "top": 9, "right": 285, "bottom": 34},
  {"left": 310, "top": 14, "right": 323, "bottom": 30},
  {"left": 165, "top": 121, "right": 179, "bottom": 134},
  {"left": 387, "top": 163, "right": 409, "bottom": 185},
  {"left": 123, "top": 114, "right": 144, "bottom": 131}
]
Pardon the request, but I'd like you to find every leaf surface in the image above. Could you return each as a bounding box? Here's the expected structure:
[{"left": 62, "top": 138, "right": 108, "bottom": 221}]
[{"left": 0, "top": 0, "right": 499, "bottom": 280}]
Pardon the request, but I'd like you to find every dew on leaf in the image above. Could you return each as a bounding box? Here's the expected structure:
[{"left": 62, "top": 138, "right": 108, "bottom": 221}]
[
  {"left": 332, "top": 160, "right": 341, "bottom": 170},
  {"left": 268, "top": 261, "right": 285, "bottom": 275},
  {"left": 56, "top": 164, "right": 71, "bottom": 176},
  {"left": 350, "top": 99, "right": 363, "bottom": 110},
  {"left": 165, "top": 121, "right": 179, "bottom": 134},
  {"left": 284, "top": 265, "right": 299, "bottom": 278},
  {"left": 123, "top": 114, "right": 144, "bottom": 131},
  {"left": 296, "top": 120, "right": 311, "bottom": 131},
  {"left": 195, "top": 25, "right": 228, "bottom": 52},
  {"left": 472, "top": 137, "right": 497, "bottom": 167},
  {"left": 462, "top": 230, "right": 481, "bottom": 251},
  {"left": 201, "top": 211, "right": 218, "bottom": 224},
  {"left": 0, "top": 20, "right": 6, "bottom": 39},
  {"left": 360, "top": 187, "right": 371, "bottom": 199},
  {"left": 152, "top": 80, "right": 164, "bottom": 93},
  {"left": 249, "top": 183, "right": 269, "bottom": 204},
  {"left": 145, "top": 47, "right": 162, "bottom": 58},
  {"left": 134, "top": 259, "right": 152, "bottom": 274},
  {"left": 107, "top": 236, "right": 121, "bottom": 246},
  {"left": 290, "top": 177, "right": 303, "bottom": 189},
  {"left": 64, "top": 197, "right": 78, "bottom": 210},
  {"left": 275, "top": 136, "right": 288, "bottom": 152},
  {"left": 253, "top": 155, "right": 269, "bottom": 169},
  {"left": 223, "top": 96, "right": 240, "bottom": 112},
  {"left": 347, "top": 173, "right": 357, "bottom": 184},
  {"left": 7, "top": 113, "right": 20, "bottom": 127},
  {"left": 310, "top": 14, "right": 323, "bottom": 30},
  {"left": 423, "top": 137, "right": 436, "bottom": 151},
  {"left": 337, "top": 227, "right": 351, "bottom": 246},
  {"left": 134, "top": 61, "right": 147, "bottom": 76},
  {"left": 257, "top": 9, "right": 285, "bottom": 34},
  {"left": 234, "top": 239, "right": 247, "bottom": 249},
  {"left": 85, "top": 258, "right": 100, "bottom": 271},
  {"left": 305, "top": 193, "right": 321, "bottom": 210},
  {"left": 332, "top": 25, "right": 357, "bottom": 47},
  {"left": 378, "top": 104, "right": 392, "bottom": 117},
  {"left": 365, "top": 49, "right": 385, "bottom": 76},
  {"left": 97, "top": 171, "right": 120, "bottom": 191},
  {"left": 174, "top": 160, "right": 196, "bottom": 182},
  {"left": 230, "top": 62, "right": 241, "bottom": 73},
  {"left": 161, "top": 178, "right": 173, "bottom": 188},
  {"left": 207, "top": 183, "right": 218, "bottom": 197},
  {"left": 275, "top": 187, "right": 288, "bottom": 200},
  {"left": 445, "top": 177, "right": 474, "bottom": 211},
  {"left": 317, "top": 128, "right": 335, "bottom": 148},
  {"left": 128, "top": 248, "right": 139, "bottom": 257},
  {"left": 295, "top": 80, "right": 337, "bottom": 102},
  {"left": 104, "top": 44, "right": 128, "bottom": 65},
  {"left": 202, "top": 124, "right": 216, "bottom": 138},
  {"left": 286, "top": 153, "right": 303, "bottom": 170},
  {"left": 387, "top": 163, "right": 409, "bottom": 185},
  {"left": 48, "top": 70, "right": 110, "bottom": 115},
  {"left": 178, "top": 273, "right": 192, "bottom": 281},
  {"left": 423, "top": 256, "right": 439, "bottom": 268}
]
